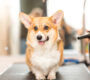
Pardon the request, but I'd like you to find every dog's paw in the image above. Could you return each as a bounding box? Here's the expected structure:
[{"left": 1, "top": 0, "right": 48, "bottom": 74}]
[
  {"left": 36, "top": 74, "right": 45, "bottom": 80},
  {"left": 47, "top": 73, "right": 56, "bottom": 80}
]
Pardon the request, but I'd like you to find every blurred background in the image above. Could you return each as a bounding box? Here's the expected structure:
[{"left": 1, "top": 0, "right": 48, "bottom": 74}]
[{"left": 0, "top": 0, "right": 90, "bottom": 70}]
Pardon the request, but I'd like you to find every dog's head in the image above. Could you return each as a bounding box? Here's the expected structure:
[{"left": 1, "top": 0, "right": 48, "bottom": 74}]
[{"left": 19, "top": 10, "right": 64, "bottom": 48}]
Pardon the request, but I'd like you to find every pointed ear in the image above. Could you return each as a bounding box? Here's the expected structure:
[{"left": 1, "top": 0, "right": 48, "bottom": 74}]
[
  {"left": 51, "top": 10, "right": 64, "bottom": 28},
  {"left": 19, "top": 12, "right": 32, "bottom": 29}
]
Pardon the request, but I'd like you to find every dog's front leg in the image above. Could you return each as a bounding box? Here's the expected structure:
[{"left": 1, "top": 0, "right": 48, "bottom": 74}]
[
  {"left": 47, "top": 65, "right": 59, "bottom": 80},
  {"left": 31, "top": 67, "right": 46, "bottom": 80}
]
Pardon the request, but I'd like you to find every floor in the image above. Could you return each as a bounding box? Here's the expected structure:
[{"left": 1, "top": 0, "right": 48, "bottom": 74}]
[{"left": 0, "top": 63, "right": 90, "bottom": 80}]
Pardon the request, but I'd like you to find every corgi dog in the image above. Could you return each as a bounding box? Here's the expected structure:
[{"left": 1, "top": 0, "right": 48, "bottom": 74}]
[{"left": 19, "top": 10, "right": 64, "bottom": 80}]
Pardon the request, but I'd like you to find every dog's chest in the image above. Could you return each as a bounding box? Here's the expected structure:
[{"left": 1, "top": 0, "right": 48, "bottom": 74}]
[{"left": 30, "top": 46, "right": 60, "bottom": 70}]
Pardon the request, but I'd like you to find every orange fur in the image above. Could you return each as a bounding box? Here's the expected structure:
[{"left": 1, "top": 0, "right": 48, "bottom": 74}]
[
  {"left": 58, "top": 40, "right": 64, "bottom": 65},
  {"left": 19, "top": 10, "right": 64, "bottom": 79},
  {"left": 26, "top": 42, "right": 33, "bottom": 69},
  {"left": 26, "top": 19, "right": 63, "bottom": 68}
]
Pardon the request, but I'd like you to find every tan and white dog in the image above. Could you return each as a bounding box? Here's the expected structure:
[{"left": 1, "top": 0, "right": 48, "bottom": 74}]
[{"left": 19, "top": 10, "right": 64, "bottom": 80}]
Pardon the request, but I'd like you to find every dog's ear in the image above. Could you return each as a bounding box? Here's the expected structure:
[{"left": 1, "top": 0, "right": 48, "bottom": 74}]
[
  {"left": 19, "top": 12, "right": 32, "bottom": 29},
  {"left": 51, "top": 10, "right": 64, "bottom": 29}
]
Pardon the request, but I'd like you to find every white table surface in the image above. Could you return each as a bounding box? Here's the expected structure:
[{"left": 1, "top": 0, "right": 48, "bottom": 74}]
[{"left": 0, "top": 56, "right": 25, "bottom": 75}]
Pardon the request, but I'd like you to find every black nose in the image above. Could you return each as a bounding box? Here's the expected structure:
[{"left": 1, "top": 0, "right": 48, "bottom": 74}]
[{"left": 37, "top": 35, "right": 42, "bottom": 40}]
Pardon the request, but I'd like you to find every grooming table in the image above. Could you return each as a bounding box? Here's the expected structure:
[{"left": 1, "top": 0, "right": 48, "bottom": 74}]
[{"left": 0, "top": 63, "right": 90, "bottom": 80}]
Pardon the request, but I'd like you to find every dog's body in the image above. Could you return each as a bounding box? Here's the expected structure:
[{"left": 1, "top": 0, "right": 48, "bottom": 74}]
[{"left": 20, "top": 10, "right": 64, "bottom": 80}]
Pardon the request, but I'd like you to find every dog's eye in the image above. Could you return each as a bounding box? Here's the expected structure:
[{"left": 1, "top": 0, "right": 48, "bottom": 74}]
[
  {"left": 44, "top": 26, "right": 49, "bottom": 30},
  {"left": 34, "top": 26, "right": 38, "bottom": 31}
]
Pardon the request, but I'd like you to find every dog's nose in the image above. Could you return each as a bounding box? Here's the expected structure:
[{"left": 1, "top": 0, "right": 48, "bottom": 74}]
[{"left": 37, "top": 35, "right": 42, "bottom": 40}]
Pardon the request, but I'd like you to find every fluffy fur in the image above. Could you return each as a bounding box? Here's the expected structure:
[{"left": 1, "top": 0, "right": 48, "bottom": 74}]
[{"left": 19, "top": 10, "right": 64, "bottom": 80}]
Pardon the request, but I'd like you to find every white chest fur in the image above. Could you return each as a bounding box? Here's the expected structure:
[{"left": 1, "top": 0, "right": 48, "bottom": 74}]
[{"left": 30, "top": 44, "right": 60, "bottom": 75}]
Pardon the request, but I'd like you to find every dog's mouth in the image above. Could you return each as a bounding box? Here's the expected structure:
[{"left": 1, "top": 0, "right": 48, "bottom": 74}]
[{"left": 38, "top": 36, "right": 49, "bottom": 45}]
